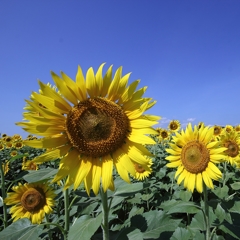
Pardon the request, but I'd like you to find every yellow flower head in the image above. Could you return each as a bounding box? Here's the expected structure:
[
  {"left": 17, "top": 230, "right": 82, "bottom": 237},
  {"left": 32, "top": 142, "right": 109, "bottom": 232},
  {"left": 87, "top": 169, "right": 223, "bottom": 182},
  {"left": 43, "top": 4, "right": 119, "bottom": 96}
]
[
  {"left": 219, "top": 130, "right": 240, "bottom": 166},
  {"left": 12, "top": 134, "right": 22, "bottom": 141},
  {"left": 168, "top": 120, "right": 181, "bottom": 133},
  {"left": 224, "top": 124, "right": 234, "bottom": 133},
  {"left": 234, "top": 124, "right": 240, "bottom": 133},
  {"left": 4, "top": 182, "right": 56, "bottom": 224},
  {"left": 16, "top": 64, "right": 160, "bottom": 195},
  {"left": 197, "top": 122, "right": 205, "bottom": 130},
  {"left": 10, "top": 150, "right": 18, "bottom": 157},
  {"left": 22, "top": 160, "right": 38, "bottom": 171},
  {"left": 0, "top": 143, "right": 4, "bottom": 151},
  {"left": 14, "top": 141, "right": 24, "bottom": 149},
  {"left": 213, "top": 125, "right": 222, "bottom": 138},
  {"left": 165, "top": 123, "right": 226, "bottom": 193},
  {"left": 1, "top": 133, "right": 7, "bottom": 138},
  {"left": 132, "top": 158, "right": 153, "bottom": 180},
  {"left": 5, "top": 142, "right": 13, "bottom": 149}
]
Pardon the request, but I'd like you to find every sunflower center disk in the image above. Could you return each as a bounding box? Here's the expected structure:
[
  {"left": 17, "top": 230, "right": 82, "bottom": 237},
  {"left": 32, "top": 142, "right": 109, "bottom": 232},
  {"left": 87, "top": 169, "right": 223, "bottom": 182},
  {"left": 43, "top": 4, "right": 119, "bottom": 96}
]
[
  {"left": 181, "top": 141, "right": 210, "bottom": 174},
  {"left": 225, "top": 141, "right": 239, "bottom": 157},
  {"left": 66, "top": 98, "right": 129, "bottom": 157},
  {"left": 134, "top": 163, "right": 145, "bottom": 173},
  {"left": 21, "top": 187, "right": 46, "bottom": 212},
  {"left": 170, "top": 123, "right": 177, "bottom": 130}
]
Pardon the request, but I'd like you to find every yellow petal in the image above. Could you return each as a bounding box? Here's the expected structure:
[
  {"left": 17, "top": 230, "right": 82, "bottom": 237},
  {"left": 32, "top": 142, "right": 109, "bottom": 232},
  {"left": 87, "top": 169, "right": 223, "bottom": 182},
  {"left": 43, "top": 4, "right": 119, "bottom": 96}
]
[
  {"left": 76, "top": 65, "right": 87, "bottom": 101},
  {"left": 196, "top": 173, "right": 203, "bottom": 193},
  {"left": 101, "top": 155, "right": 113, "bottom": 192}
]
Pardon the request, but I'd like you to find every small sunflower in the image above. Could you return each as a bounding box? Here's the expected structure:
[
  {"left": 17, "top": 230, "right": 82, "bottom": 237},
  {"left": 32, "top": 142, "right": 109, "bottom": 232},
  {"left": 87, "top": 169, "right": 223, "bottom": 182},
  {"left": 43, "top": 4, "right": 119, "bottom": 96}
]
[
  {"left": 4, "top": 182, "right": 56, "bottom": 224},
  {"left": 16, "top": 64, "right": 160, "bottom": 195},
  {"left": 168, "top": 120, "right": 181, "bottom": 133},
  {"left": 234, "top": 124, "right": 240, "bottom": 133},
  {"left": 165, "top": 123, "right": 226, "bottom": 193},
  {"left": 219, "top": 131, "right": 240, "bottom": 166},
  {"left": 13, "top": 134, "right": 22, "bottom": 141},
  {"left": 5, "top": 136, "right": 12, "bottom": 143},
  {"left": 132, "top": 158, "right": 153, "bottom": 180},
  {"left": 22, "top": 160, "right": 38, "bottom": 171},
  {"left": 159, "top": 129, "right": 171, "bottom": 141},
  {"left": 14, "top": 141, "right": 24, "bottom": 149},
  {"left": 213, "top": 125, "right": 222, "bottom": 138},
  {"left": 1, "top": 133, "right": 7, "bottom": 138},
  {"left": 224, "top": 125, "right": 234, "bottom": 133},
  {"left": 10, "top": 150, "right": 18, "bottom": 157},
  {"left": 5, "top": 142, "right": 13, "bottom": 148}
]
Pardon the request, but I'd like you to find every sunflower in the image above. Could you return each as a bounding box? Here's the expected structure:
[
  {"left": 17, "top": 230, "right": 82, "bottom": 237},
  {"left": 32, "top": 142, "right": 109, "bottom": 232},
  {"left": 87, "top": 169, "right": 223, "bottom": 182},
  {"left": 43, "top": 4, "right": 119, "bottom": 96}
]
[
  {"left": 14, "top": 141, "right": 24, "bottom": 149},
  {"left": 224, "top": 125, "right": 233, "bottom": 133},
  {"left": 16, "top": 64, "right": 160, "bottom": 195},
  {"left": 4, "top": 182, "right": 56, "bottom": 224},
  {"left": 219, "top": 130, "right": 240, "bottom": 166},
  {"left": 10, "top": 150, "right": 18, "bottom": 157},
  {"left": 234, "top": 124, "right": 240, "bottom": 133},
  {"left": 165, "top": 123, "right": 226, "bottom": 193},
  {"left": 5, "top": 142, "right": 13, "bottom": 148},
  {"left": 213, "top": 125, "right": 222, "bottom": 139},
  {"left": 159, "top": 129, "right": 171, "bottom": 141},
  {"left": 13, "top": 134, "right": 22, "bottom": 141},
  {"left": 22, "top": 160, "right": 38, "bottom": 171},
  {"left": 168, "top": 120, "right": 181, "bottom": 133},
  {"left": 1, "top": 133, "right": 7, "bottom": 138},
  {"left": 132, "top": 158, "right": 153, "bottom": 180}
]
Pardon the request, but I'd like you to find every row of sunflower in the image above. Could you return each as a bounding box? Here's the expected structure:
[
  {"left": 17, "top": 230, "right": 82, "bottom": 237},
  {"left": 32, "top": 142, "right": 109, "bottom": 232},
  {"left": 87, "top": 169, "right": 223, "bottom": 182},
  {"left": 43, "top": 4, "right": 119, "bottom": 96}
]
[{"left": 1, "top": 64, "right": 240, "bottom": 240}]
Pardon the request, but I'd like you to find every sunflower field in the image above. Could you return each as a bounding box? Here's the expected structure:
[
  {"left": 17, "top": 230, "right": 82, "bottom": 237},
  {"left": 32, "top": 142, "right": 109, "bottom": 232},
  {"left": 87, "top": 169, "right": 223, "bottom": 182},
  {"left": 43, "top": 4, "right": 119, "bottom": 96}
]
[{"left": 1, "top": 64, "right": 240, "bottom": 240}]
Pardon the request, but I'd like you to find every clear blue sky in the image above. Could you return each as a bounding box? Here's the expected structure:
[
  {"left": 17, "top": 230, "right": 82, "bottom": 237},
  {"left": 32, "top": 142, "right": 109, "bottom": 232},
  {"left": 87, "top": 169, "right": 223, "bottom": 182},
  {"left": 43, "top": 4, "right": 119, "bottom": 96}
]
[{"left": 1, "top": 1, "right": 240, "bottom": 138}]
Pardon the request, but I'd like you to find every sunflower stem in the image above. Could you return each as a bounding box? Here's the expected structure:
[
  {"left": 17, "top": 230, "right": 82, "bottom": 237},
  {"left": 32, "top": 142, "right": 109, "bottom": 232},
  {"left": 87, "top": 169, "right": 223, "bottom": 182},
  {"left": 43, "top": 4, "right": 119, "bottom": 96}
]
[
  {"left": 45, "top": 214, "right": 53, "bottom": 240},
  {"left": 203, "top": 183, "right": 210, "bottom": 240},
  {"left": 64, "top": 188, "right": 70, "bottom": 237},
  {"left": 100, "top": 188, "right": 109, "bottom": 240},
  {"left": 0, "top": 160, "right": 8, "bottom": 228},
  {"left": 222, "top": 161, "right": 227, "bottom": 187}
]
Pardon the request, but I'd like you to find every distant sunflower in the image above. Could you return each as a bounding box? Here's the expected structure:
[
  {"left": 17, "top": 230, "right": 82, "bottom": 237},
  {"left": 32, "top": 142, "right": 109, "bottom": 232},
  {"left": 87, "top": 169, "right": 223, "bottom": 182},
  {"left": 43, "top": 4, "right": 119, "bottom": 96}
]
[
  {"left": 14, "top": 141, "right": 24, "bottom": 149},
  {"left": 10, "top": 150, "right": 18, "bottom": 157},
  {"left": 168, "top": 120, "right": 181, "bottom": 132},
  {"left": 219, "top": 131, "right": 240, "bottom": 166},
  {"left": 213, "top": 125, "right": 222, "bottom": 138},
  {"left": 234, "top": 124, "right": 240, "bottom": 133},
  {"left": 4, "top": 182, "right": 56, "bottom": 224},
  {"left": 224, "top": 125, "right": 233, "bottom": 133},
  {"left": 159, "top": 129, "right": 171, "bottom": 141},
  {"left": 13, "top": 134, "right": 22, "bottom": 141},
  {"left": 16, "top": 64, "right": 160, "bottom": 195},
  {"left": 165, "top": 123, "right": 226, "bottom": 193},
  {"left": 1, "top": 133, "right": 7, "bottom": 138},
  {"left": 5, "top": 142, "right": 13, "bottom": 148},
  {"left": 22, "top": 160, "right": 38, "bottom": 171},
  {"left": 132, "top": 158, "right": 153, "bottom": 180},
  {"left": 5, "top": 136, "right": 12, "bottom": 143}
]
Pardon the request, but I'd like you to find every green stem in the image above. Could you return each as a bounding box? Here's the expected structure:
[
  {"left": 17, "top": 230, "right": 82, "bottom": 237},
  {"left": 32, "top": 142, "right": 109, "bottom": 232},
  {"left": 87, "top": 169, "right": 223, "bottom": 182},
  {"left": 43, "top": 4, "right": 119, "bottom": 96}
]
[
  {"left": 222, "top": 161, "right": 227, "bottom": 187},
  {"left": 45, "top": 214, "right": 52, "bottom": 240},
  {"left": 64, "top": 188, "right": 70, "bottom": 239},
  {"left": 203, "top": 183, "right": 210, "bottom": 240},
  {"left": 0, "top": 161, "right": 8, "bottom": 228},
  {"left": 100, "top": 188, "right": 109, "bottom": 240}
]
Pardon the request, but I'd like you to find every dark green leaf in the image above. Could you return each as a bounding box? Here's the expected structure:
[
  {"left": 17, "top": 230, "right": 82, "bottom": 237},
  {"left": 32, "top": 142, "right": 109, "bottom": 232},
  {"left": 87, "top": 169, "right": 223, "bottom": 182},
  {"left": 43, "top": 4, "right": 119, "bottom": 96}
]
[
  {"left": 170, "top": 227, "right": 191, "bottom": 240},
  {"left": 114, "top": 182, "right": 144, "bottom": 197},
  {"left": 0, "top": 218, "right": 42, "bottom": 240},
  {"left": 218, "top": 225, "right": 240, "bottom": 240},
  {"left": 230, "top": 182, "right": 240, "bottom": 190},
  {"left": 212, "top": 186, "right": 229, "bottom": 199},
  {"left": 167, "top": 202, "right": 200, "bottom": 214},
  {"left": 68, "top": 214, "right": 102, "bottom": 240}
]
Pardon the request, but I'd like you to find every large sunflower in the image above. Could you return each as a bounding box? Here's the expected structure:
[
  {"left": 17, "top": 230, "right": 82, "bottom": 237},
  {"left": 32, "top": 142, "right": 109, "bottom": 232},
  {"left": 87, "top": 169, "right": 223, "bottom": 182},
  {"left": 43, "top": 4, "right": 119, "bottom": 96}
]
[
  {"left": 165, "top": 123, "right": 226, "bottom": 193},
  {"left": 4, "top": 182, "right": 56, "bottom": 224},
  {"left": 219, "top": 130, "right": 240, "bottom": 166},
  {"left": 17, "top": 64, "right": 159, "bottom": 195}
]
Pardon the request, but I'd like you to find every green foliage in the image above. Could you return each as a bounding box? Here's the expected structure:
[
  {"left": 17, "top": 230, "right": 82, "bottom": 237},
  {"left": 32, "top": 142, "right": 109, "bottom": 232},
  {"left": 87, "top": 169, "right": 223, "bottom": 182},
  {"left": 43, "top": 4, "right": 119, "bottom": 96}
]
[{"left": 1, "top": 135, "right": 240, "bottom": 239}]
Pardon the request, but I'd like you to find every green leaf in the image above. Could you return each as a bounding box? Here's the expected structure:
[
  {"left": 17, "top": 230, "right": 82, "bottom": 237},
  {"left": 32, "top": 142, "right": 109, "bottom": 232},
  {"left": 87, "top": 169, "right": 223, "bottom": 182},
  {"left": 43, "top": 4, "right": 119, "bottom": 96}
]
[
  {"left": 114, "top": 182, "right": 144, "bottom": 197},
  {"left": 127, "top": 228, "right": 143, "bottom": 240},
  {"left": 142, "top": 210, "right": 181, "bottom": 239},
  {"left": 189, "top": 211, "right": 205, "bottom": 231},
  {"left": 23, "top": 168, "right": 58, "bottom": 183},
  {"left": 0, "top": 218, "right": 42, "bottom": 240},
  {"left": 212, "top": 186, "right": 229, "bottom": 199},
  {"left": 170, "top": 227, "right": 191, "bottom": 240},
  {"left": 230, "top": 182, "right": 240, "bottom": 190},
  {"left": 215, "top": 203, "right": 225, "bottom": 223},
  {"left": 230, "top": 201, "right": 240, "bottom": 213},
  {"left": 218, "top": 225, "right": 240, "bottom": 240},
  {"left": 167, "top": 202, "right": 200, "bottom": 214},
  {"left": 68, "top": 213, "right": 102, "bottom": 240}
]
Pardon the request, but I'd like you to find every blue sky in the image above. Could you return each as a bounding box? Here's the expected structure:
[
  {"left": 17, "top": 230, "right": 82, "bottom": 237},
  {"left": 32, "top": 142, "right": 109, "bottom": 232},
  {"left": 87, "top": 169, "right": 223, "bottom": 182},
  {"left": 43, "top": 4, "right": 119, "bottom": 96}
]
[{"left": 1, "top": 1, "right": 240, "bottom": 138}]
